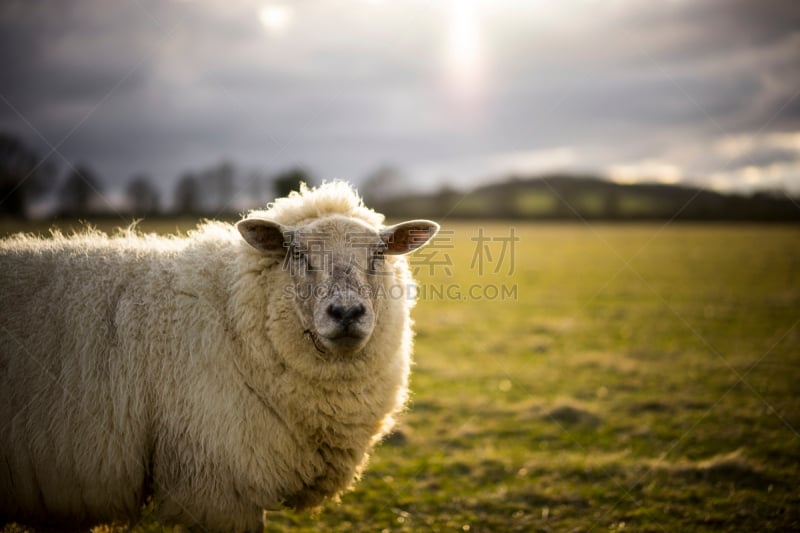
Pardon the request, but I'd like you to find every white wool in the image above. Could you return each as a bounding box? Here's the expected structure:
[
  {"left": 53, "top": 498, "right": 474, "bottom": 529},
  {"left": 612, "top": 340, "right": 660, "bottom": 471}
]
[
  {"left": 247, "top": 181, "right": 385, "bottom": 228},
  {"left": 0, "top": 182, "right": 417, "bottom": 532}
]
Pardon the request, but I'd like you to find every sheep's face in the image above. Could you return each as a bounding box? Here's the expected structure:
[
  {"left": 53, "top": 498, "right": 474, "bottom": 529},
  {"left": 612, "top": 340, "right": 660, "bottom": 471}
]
[{"left": 237, "top": 214, "right": 438, "bottom": 357}]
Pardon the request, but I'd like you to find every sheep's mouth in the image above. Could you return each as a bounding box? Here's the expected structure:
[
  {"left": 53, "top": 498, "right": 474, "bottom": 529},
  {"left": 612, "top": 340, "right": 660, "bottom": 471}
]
[
  {"left": 325, "top": 333, "right": 366, "bottom": 350},
  {"left": 306, "top": 327, "right": 370, "bottom": 357},
  {"left": 304, "top": 329, "right": 328, "bottom": 355}
]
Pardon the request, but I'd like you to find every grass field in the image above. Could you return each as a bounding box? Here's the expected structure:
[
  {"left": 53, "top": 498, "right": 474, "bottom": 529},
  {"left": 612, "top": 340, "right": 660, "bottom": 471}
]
[{"left": 2, "top": 220, "right": 799, "bottom": 532}]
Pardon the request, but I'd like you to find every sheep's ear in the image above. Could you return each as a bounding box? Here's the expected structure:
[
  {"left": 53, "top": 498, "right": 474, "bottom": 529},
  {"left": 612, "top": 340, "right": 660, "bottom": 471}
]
[
  {"left": 236, "top": 218, "right": 290, "bottom": 253},
  {"left": 381, "top": 220, "right": 440, "bottom": 255}
]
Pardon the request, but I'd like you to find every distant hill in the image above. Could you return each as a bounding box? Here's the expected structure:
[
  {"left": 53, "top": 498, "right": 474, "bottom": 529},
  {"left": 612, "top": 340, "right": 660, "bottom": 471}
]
[{"left": 372, "top": 175, "right": 800, "bottom": 221}]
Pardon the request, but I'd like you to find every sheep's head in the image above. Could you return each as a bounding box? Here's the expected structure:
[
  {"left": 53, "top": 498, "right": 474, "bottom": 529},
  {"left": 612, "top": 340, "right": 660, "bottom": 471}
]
[{"left": 237, "top": 215, "right": 438, "bottom": 357}]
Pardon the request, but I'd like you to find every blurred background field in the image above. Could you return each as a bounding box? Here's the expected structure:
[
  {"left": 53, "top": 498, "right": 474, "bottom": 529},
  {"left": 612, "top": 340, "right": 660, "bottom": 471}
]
[
  {"left": 2, "top": 1, "right": 800, "bottom": 531},
  {"left": 3, "top": 219, "right": 798, "bottom": 532},
  {"left": 269, "top": 221, "right": 800, "bottom": 532}
]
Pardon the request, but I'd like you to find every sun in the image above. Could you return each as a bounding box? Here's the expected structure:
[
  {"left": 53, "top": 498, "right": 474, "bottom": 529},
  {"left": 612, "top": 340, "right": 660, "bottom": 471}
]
[
  {"left": 258, "top": 4, "right": 292, "bottom": 32},
  {"left": 443, "top": 0, "right": 488, "bottom": 116},
  {"left": 446, "top": 0, "right": 483, "bottom": 87}
]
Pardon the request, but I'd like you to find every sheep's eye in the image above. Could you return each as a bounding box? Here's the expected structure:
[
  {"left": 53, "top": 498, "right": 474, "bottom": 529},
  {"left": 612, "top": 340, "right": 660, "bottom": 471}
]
[
  {"left": 370, "top": 248, "right": 386, "bottom": 272},
  {"left": 289, "top": 245, "right": 309, "bottom": 270}
]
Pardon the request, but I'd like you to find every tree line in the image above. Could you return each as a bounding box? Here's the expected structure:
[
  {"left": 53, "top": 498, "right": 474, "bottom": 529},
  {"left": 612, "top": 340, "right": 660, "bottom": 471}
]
[
  {"left": 0, "top": 132, "right": 315, "bottom": 219},
  {"left": 5, "top": 132, "right": 797, "bottom": 221},
  {"left": 370, "top": 175, "right": 800, "bottom": 222}
]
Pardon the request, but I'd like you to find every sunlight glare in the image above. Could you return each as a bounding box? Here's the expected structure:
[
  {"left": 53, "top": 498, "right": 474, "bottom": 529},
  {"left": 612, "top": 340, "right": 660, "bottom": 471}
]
[
  {"left": 447, "top": 0, "right": 483, "bottom": 87},
  {"left": 259, "top": 4, "right": 292, "bottom": 32}
]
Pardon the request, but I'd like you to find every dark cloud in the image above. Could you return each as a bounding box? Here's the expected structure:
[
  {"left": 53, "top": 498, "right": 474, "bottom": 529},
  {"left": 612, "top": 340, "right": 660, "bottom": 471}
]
[
  {"left": 610, "top": 0, "right": 800, "bottom": 133},
  {"left": 0, "top": 2, "right": 152, "bottom": 119},
  {"left": 0, "top": 0, "right": 798, "bottom": 197}
]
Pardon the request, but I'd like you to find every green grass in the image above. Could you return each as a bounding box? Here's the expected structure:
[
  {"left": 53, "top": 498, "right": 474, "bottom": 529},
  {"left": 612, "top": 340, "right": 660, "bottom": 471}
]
[{"left": 2, "top": 220, "right": 799, "bottom": 532}]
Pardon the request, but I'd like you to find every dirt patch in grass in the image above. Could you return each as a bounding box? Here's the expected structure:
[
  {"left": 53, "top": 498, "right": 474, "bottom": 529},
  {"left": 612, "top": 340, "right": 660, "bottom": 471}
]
[{"left": 542, "top": 402, "right": 603, "bottom": 428}]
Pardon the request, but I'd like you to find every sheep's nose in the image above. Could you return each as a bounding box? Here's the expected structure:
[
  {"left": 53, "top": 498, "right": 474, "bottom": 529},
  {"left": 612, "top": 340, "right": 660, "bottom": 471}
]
[{"left": 326, "top": 302, "right": 366, "bottom": 327}]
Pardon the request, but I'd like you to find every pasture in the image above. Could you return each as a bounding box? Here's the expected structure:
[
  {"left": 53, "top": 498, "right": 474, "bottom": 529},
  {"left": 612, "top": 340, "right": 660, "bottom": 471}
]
[{"left": 2, "top": 220, "right": 798, "bottom": 532}]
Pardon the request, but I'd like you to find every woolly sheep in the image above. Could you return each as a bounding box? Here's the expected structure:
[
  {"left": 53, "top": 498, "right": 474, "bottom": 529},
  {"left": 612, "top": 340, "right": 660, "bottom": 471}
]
[{"left": 0, "top": 182, "right": 439, "bottom": 532}]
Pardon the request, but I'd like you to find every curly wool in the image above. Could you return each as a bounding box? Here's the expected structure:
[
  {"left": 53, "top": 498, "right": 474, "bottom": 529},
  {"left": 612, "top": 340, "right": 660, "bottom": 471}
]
[
  {"left": 253, "top": 180, "right": 385, "bottom": 228},
  {"left": 0, "top": 183, "right": 415, "bottom": 532}
]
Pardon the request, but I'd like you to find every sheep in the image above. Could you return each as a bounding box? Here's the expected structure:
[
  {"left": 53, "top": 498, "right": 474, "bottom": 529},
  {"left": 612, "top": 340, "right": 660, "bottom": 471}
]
[{"left": 0, "top": 181, "right": 439, "bottom": 532}]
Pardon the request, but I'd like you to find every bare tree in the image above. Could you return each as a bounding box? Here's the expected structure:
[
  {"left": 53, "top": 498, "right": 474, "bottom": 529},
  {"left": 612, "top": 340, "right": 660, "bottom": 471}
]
[
  {"left": 0, "top": 133, "right": 54, "bottom": 218},
  {"left": 174, "top": 173, "right": 201, "bottom": 215},
  {"left": 272, "top": 168, "right": 313, "bottom": 199},
  {"left": 245, "top": 170, "right": 270, "bottom": 210},
  {"left": 125, "top": 174, "right": 160, "bottom": 216},
  {"left": 58, "top": 164, "right": 103, "bottom": 217},
  {"left": 202, "top": 161, "right": 236, "bottom": 214}
]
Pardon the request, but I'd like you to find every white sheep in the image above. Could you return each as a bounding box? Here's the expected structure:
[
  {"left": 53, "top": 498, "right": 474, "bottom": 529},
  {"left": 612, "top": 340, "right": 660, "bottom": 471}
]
[{"left": 0, "top": 182, "right": 439, "bottom": 532}]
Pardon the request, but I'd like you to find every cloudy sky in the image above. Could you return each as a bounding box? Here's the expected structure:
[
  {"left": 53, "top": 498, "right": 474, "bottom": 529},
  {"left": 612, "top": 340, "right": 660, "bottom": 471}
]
[{"left": 1, "top": 0, "right": 799, "bottom": 208}]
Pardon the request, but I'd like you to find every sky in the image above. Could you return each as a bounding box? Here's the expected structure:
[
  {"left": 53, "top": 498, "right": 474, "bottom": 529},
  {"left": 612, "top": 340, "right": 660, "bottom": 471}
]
[{"left": 1, "top": 0, "right": 799, "bottom": 210}]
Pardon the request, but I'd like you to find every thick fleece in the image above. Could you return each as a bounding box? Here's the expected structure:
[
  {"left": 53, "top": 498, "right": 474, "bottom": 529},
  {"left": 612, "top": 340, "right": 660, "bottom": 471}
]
[{"left": 0, "top": 182, "right": 428, "bottom": 532}]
